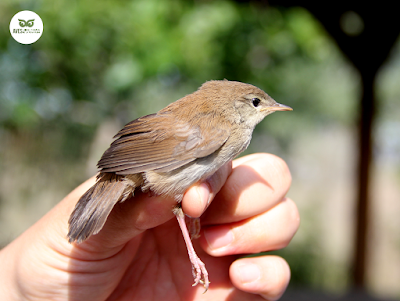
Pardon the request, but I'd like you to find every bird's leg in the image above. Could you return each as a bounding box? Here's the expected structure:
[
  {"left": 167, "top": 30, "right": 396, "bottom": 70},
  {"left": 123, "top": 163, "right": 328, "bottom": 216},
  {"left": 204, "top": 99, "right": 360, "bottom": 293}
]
[{"left": 173, "top": 205, "right": 209, "bottom": 292}]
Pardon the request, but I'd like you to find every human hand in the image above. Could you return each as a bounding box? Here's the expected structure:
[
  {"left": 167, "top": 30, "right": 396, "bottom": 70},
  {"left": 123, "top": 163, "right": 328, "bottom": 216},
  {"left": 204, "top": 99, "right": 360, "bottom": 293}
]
[{"left": 0, "top": 153, "right": 299, "bottom": 301}]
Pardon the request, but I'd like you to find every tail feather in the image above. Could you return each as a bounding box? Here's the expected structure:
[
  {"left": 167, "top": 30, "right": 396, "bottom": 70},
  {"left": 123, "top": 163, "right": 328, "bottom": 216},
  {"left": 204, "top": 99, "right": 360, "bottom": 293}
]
[{"left": 68, "top": 173, "right": 133, "bottom": 244}]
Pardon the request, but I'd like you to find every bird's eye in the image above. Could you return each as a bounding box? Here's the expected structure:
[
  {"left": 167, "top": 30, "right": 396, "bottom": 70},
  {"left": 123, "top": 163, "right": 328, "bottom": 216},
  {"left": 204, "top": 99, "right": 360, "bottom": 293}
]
[{"left": 252, "top": 98, "right": 261, "bottom": 107}]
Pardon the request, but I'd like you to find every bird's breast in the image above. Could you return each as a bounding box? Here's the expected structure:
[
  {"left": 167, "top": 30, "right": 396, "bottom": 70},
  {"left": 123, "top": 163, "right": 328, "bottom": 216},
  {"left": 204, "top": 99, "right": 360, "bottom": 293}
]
[{"left": 141, "top": 127, "right": 253, "bottom": 202}]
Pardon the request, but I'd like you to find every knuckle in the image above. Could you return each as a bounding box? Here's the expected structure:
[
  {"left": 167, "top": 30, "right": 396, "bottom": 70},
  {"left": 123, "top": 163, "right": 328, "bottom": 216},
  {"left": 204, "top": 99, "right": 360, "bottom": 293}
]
[
  {"left": 285, "top": 198, "right": 300, "bottom": 231},
  {"left": 249, "top": 153, "right": 292, "bottom": 194}
]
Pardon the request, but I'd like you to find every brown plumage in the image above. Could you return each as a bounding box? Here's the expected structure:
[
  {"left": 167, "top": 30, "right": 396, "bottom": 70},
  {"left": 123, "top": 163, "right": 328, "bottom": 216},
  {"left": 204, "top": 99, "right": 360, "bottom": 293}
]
[{"left": 67, "top": 80, "right": 292, "bottom": 291}]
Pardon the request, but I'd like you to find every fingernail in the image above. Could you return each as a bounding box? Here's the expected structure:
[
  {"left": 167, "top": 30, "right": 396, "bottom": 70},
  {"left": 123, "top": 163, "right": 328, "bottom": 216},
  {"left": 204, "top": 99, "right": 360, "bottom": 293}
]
[
  {"left": 237, "top": 263, "right": 261, "bottom": 284},
  {"left": 204, "top": 226, "right": 234, "bottom": 250}
]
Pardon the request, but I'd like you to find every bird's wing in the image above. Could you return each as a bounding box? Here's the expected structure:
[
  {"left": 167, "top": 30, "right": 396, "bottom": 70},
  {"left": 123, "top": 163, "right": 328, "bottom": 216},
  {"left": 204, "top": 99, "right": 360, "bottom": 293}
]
[{"left": 97, "top": 112, "right": 230, "bottom": 174}]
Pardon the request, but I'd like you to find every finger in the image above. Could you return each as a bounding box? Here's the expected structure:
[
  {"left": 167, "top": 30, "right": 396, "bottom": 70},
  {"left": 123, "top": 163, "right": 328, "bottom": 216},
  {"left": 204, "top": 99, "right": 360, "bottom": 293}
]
[
  {"left": 43, "top": 176, "right": 97, "bottom": 243},
  {"left": 51, "top": 177, "right": 177, "bottom": 251},
  {"left": 63, "top": 161, "right": 232, "bottom": 249},
  {"left": 182, "top": 161, "right": 232, "bottom": 218},
  {"left": 231, "top": 153, "right": 268, "bottom": 168},
  {"left": 44, "top": 159, "right": 230, "bottom": 252},
  {"left": 201, "top": 198, "right": 299, "bottom": 256},
  {"left": 230, "top": 256, "right": 291, "bottom": 300},
  {"left": 93, "top": 161, "right": 232, "bottom": 245},
  {"left": 20, "top": 176, "right": 101, "bottom": 253},
  {"left": 87, "top": 190, "right": 178, "bottom": 248},
  {"left": 202, "top": 153, "right": 292, "bottom": 225}
]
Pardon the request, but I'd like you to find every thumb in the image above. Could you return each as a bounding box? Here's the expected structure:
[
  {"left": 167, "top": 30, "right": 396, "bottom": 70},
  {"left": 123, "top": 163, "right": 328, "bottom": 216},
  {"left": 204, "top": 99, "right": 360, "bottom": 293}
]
[{"left": 64, "top": 177, "right": 178, "bottom": 253}]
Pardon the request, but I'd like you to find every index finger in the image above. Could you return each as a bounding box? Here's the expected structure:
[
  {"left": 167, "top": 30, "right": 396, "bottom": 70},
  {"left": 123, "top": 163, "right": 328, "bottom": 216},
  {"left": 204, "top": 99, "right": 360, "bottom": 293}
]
[{"left": 202, "top": 153, "right": 292, "bottom": 225}]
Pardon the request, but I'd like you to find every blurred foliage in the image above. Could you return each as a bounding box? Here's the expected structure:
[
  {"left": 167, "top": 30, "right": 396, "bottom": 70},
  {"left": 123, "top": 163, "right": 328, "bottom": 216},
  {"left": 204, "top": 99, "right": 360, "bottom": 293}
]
[
  {"left": 0, "top": 0, "right": 362, "bottom": 292},
  {"left": 0, "top": 0, "right": 357, "bottom": 131}
]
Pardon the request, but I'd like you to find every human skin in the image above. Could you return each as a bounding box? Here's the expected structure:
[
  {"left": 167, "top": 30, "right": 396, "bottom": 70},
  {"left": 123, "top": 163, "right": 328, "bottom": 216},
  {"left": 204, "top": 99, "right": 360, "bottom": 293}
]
[{"left": 0, "top": 153, "right": 299, "bottom": 301}]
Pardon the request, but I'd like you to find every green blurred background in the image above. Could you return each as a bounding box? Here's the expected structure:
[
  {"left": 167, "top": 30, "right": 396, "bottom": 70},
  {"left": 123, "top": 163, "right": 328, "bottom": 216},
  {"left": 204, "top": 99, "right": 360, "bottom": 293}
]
[{"left": 1, "top": 0, "right": 399, "bottom": 299}]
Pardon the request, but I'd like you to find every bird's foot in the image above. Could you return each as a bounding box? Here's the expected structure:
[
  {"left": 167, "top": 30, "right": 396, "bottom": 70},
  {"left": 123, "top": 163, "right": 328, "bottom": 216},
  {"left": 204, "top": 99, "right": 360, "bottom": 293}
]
[{"left": 189, "top": 252, "right": 209, "bottom": 292}]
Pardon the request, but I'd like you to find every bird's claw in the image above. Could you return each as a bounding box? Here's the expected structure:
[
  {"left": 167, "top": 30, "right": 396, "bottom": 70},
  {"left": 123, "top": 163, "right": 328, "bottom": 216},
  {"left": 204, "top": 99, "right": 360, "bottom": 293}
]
[{"left": 191, "top": 255, "right": 209, "bottom": 293}]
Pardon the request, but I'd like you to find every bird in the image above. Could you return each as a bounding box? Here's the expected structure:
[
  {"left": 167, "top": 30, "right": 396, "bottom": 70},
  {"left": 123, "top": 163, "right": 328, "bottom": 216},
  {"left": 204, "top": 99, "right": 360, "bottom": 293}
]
[{"left": 67, "top": 79, "right": 292, "bottom": 292}]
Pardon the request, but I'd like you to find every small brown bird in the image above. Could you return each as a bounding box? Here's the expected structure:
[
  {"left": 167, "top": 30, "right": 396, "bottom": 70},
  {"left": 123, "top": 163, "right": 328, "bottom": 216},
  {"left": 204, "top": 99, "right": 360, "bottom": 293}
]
[{"left": 68, "top": 80, "right": 292, "bottom": 291}]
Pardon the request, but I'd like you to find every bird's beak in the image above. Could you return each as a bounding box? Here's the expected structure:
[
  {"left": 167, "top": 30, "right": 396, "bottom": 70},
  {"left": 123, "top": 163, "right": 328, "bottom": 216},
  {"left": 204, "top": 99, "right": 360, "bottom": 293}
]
[{"left": 261, "top": 102, "right": 293, "bottom": 112}]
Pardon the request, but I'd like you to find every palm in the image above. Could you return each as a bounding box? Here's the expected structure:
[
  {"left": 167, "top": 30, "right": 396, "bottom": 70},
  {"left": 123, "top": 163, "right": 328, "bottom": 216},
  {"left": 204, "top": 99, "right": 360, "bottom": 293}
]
[{"left": 68, "top": 218, "right": 235, "bottom": 301}]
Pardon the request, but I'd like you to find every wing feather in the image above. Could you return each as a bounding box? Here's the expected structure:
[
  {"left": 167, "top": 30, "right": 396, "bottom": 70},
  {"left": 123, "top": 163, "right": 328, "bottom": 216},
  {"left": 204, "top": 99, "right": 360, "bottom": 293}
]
[{"left": 98, "top": 112, "right": 230, "bottom": 174}]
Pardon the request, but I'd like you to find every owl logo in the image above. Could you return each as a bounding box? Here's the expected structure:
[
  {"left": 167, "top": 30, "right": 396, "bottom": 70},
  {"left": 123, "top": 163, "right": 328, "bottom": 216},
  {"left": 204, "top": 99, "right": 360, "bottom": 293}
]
[{"left": 18, "top": 19, "right": 35, "bottom": 27}]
